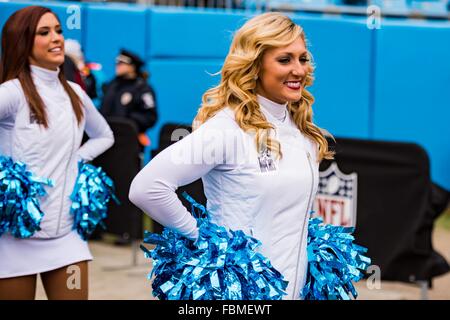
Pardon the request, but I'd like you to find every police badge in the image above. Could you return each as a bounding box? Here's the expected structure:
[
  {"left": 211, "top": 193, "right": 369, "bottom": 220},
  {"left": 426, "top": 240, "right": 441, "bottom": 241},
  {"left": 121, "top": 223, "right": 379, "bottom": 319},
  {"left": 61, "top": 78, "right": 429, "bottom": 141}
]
[{"left": 312, "top": 162, "right": 358, "bottom": 227}]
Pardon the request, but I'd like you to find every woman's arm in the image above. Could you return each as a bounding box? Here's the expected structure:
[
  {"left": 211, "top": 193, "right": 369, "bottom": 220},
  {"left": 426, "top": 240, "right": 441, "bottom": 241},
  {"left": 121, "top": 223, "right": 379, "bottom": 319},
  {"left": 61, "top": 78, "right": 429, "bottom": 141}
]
[
  {"left": 129, "top": 116, "right": 235, "bottom": 241},
  {"left": 77, "top": 89, "right": 115, "bottom": 161},
  {"left": 0, "top": 81, "right": 21, "bottom": 120}
]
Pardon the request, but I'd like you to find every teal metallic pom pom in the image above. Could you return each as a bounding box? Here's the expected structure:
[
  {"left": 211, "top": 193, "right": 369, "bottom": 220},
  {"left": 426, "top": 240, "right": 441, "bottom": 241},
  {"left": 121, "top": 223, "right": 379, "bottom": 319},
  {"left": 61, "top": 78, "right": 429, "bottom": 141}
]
[
  {"left": 141, "top": 192, "right": 288, "bottom": 300},
  {"left": 0, "top": 155, "right": 53, "bottom": 238},
  {"left": 70, "top": 161, "right": 119, "bottom": 240},
  {"left": 301, "top": 216, "right": 372, "bottom": 300}
]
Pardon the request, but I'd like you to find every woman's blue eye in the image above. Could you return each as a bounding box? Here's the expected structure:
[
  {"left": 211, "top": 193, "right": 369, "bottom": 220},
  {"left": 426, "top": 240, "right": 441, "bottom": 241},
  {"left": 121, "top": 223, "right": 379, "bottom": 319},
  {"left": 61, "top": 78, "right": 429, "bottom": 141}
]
[{"left": 56, "top": 29, "right": 63, "bottom": 34}]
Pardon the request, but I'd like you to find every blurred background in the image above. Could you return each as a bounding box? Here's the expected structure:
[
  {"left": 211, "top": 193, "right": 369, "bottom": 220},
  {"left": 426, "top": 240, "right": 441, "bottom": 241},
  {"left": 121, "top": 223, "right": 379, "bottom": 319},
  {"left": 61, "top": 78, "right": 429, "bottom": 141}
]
[{"left": 1, "top": 0, "right": 449, "bottom": 300}]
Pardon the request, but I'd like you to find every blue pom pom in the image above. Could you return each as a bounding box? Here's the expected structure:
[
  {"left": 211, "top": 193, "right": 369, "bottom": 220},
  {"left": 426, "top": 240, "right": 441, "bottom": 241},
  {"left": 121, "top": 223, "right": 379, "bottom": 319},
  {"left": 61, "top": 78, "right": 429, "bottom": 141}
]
[
  {"left": 301, "top": 216, "right": 372, "bottom": 300},
  {"left": 0, "top": 155, "right": 53, "bottom": 238},
  {"left": 70, "top": 161, "right": 119, "bottom": 240},
  {"left": 141, "top": 192, "right": 288, "bottom": 300}
]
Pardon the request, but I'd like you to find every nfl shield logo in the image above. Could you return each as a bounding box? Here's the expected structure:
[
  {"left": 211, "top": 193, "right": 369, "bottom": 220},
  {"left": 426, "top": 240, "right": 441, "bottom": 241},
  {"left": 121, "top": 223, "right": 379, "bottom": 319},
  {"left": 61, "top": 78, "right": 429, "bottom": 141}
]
[{"left": 312, "top": 162, "right": 358, "bottom": 227}]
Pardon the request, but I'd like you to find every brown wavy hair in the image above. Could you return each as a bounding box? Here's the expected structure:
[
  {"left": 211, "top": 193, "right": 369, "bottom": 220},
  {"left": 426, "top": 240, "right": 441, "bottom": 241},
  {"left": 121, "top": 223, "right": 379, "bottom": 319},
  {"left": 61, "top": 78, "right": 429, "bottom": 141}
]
[
  {"left": 0, "top": 5, "right": 83, "bottom": 128},
  {"left": 194, "top": 12, "right": 334, "bottom": 161}
]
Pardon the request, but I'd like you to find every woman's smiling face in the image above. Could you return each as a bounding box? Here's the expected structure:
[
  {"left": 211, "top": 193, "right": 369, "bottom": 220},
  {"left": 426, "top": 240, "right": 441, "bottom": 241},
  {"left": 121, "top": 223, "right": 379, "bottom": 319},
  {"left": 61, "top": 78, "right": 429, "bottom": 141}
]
[
  {"left": 29, "top": 12, "right": 65, "bottom": 70},
  {"left": 256, "top": 37, "right": 310, "bottom": 104}
]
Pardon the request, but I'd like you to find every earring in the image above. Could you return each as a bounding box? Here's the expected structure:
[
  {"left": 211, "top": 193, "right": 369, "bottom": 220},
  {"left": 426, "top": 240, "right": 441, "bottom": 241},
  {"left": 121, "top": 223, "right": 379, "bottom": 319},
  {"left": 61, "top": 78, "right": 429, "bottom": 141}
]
[{"left": 254, "top": 75, "right": 258, "bottom": 81}]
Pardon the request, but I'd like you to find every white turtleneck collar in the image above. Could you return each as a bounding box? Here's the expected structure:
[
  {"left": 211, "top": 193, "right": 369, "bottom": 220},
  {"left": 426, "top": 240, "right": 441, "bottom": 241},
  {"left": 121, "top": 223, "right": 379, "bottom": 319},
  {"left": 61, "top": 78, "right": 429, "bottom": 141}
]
[
  {"left": 257, "top": 94, "right": 288, "bottom": 122},
  {"left": 30, "top": 64, "right": 60, "bottom": 83}
]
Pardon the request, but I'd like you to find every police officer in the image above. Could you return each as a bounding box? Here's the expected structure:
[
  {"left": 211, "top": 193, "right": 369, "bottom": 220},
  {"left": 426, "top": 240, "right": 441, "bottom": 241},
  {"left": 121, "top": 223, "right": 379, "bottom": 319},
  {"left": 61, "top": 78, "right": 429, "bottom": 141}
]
[{"left": 100, "top": 49, "right": 157, "bottom": 148}]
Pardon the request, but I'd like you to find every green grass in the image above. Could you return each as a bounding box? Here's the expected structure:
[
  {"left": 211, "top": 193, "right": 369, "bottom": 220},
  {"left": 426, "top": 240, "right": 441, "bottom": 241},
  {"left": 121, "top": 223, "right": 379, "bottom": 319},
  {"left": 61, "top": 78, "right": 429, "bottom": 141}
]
[{"left": 436, "top": 208, "right": 450, "bottom": 230}]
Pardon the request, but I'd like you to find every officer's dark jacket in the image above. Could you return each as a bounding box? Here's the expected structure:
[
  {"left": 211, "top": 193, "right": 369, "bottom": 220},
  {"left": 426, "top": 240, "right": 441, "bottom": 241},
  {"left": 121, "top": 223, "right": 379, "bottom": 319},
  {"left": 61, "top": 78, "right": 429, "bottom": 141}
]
[{"left": 100, "top": 76, "right": 157, "bottom": 133}]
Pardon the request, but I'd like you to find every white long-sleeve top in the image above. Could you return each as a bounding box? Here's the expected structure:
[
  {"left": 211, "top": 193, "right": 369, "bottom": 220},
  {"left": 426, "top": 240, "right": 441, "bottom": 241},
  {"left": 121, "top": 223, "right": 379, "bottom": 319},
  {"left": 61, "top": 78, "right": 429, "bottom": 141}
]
[
  {"left": 129, "top": 95, "right": 319, "bottom": 299},
  {"left": 0, "top": 65, "right": 114, "bottom": 239}
]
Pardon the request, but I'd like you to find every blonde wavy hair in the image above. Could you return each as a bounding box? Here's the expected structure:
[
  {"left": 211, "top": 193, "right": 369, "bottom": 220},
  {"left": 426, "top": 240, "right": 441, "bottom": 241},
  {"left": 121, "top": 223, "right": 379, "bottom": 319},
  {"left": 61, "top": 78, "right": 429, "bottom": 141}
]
[{"left": 193, "top": 12, "right": 334, "bottom": 161}]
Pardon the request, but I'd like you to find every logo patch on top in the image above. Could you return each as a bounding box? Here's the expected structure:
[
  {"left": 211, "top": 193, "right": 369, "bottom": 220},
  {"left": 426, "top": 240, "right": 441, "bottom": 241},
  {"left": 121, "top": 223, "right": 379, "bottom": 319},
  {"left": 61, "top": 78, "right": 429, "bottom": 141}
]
[
  {"left": 30, "top": 112, "right": 41, "bottom": 125},
  {"left": 142, "top": 93, "right": 155, "bottom": 109},
  {"left": 257, "top": 148, "right": 277, "bottom": 172},
  {"left": 312, "top": 162, "right": 358, "bottom": 227}
]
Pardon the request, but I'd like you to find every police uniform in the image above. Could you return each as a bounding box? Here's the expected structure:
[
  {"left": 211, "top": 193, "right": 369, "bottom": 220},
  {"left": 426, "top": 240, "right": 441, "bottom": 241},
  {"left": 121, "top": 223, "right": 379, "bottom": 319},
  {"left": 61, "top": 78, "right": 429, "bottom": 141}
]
[{"left": 100, "top": 50, "right": 157, "bottom": 135}]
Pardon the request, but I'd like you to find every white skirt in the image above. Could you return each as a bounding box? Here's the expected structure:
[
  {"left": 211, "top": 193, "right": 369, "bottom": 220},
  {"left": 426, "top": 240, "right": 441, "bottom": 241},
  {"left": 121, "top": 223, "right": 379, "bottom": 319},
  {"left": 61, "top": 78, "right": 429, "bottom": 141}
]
[{"left": 0, "top": 230, "right": 93, "bottom": 279}]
